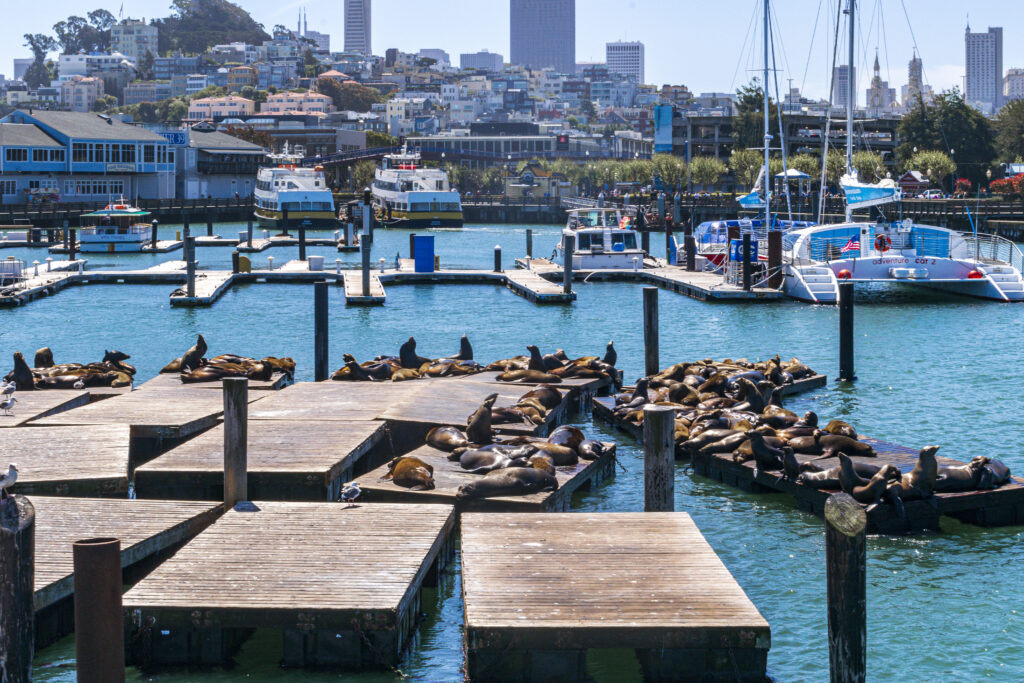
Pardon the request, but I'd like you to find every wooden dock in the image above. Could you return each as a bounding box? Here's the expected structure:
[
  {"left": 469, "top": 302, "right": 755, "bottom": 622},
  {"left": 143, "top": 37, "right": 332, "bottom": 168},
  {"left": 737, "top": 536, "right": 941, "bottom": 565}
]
[
  {"left": 5, "top": 425, "right": 130, "bottom": 496},
  {"left": 692, "top": 436, "right": 1024, "bottom": 533},
  {"left": 169, "top": 270, "right": 235, "bottom": 306},
  {"left": 461, "top": 512, "right": 770, "bottom": 681},
  {"left": 31, "top": 496, "right": 220, "bottom": 647},
  {"left": 139, "top": 371, "right": 292, "bottom": 391},
  {"left": 122, "top": 502, "right": 455, "bottom": 668},
  {"left": 135, "top": 419, "right": 387, "bottom": 501},
  {"left": 0, "top": 389, "right": 91, "bottom": 428},
  {"left": 343, "top": 272, "right": 386, "bottom": 305},
  {"left": 354, "top": 441, "right": 616, "bottom": 512},
  {"left": 504, "top": 268, "right": 575, "bottom": 303}
]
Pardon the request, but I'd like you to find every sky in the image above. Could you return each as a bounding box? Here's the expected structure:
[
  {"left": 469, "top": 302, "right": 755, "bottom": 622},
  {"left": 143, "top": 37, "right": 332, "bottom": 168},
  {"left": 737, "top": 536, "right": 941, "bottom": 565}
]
[{"left": 3, "top": 0, "right": 1022, "bottom": 103}]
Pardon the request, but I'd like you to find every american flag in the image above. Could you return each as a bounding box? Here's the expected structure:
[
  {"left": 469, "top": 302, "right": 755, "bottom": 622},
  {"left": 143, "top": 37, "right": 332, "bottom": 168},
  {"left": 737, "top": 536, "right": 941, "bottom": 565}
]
[{"left": 840, "top": 238, "right": 860, "bottom": 253}]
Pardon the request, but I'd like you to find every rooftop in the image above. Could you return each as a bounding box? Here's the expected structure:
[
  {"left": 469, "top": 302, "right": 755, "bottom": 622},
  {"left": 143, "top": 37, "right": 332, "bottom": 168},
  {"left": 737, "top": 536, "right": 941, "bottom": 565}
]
[
  {"left": 188, "top": 129, "right": 267, "bottom": 153},
  {"left": 4, "top": 110, "right": 168, "bottom": 142},
  {"left": 0, "top": 123, "right": 63, "bottom": 148}
]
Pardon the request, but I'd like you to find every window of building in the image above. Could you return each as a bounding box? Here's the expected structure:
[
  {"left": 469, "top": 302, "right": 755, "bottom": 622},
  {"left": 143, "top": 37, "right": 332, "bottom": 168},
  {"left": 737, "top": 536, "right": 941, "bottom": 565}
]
[
  {"left": 0, "top": 180, "right": 16, "bottom": 195},
  {"left": 109, "top": 144, "right": 120, "bottom": 163},
  {"left": 73, "top": 143, "right": 87, "bottom": 162},
  {"left": 32, "top": 149, "right": 46, "bottom": 162},
  {"left": 50, "top": 149, "right": 64, "bottom": 162},
  {"left": 5, "top": 148, "right": 28, "bottom": 162},
  {"left": 143, "top": 145, "right": 154, "bottom": 163}
]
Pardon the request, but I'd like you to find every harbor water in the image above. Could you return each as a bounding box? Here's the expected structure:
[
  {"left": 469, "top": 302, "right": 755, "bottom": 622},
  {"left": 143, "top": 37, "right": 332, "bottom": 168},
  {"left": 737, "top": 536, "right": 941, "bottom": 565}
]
[{"left": 7, "top": 222, "right": 1023, "bottom": 681}]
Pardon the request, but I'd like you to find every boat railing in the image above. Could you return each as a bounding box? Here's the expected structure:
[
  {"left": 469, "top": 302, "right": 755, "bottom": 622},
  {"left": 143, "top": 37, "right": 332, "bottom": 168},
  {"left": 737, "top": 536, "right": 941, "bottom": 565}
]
[
  {"left": 808, "top": 236, "right": 856, "bottom": 263},
  {"left": 958, "top": 232, "right": 1024, "bottom": 271},
  {"left": 911, "top": 234, "right": 950, "bottom": 258},
  {"left": 0, "top": 258, "right": 26, "bottom": 288}
]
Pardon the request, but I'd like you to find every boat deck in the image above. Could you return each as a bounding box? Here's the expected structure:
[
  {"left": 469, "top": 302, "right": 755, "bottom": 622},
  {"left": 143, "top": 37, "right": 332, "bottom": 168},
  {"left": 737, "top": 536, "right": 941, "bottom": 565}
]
[{"left": 461, "top": 512, "right": 770, "bottom": 681}]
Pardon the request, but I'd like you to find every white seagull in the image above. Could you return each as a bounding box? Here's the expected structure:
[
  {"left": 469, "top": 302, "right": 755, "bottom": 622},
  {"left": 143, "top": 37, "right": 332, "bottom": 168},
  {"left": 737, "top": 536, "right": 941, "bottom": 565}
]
[
  {"left": 340, "top": 482, "right": 361, "bottom": 503},
  {"left": 0, "top": 464, "right": 18, "bottom": 498},
  {"left": 1, "top": 382, "right": 14, "bottom": 397},
  {"left": 73, "top": 379, "right": 85, "bottom": 390},
  {"left": 0, "top": 396, "right": 16, "bottom": 416}
]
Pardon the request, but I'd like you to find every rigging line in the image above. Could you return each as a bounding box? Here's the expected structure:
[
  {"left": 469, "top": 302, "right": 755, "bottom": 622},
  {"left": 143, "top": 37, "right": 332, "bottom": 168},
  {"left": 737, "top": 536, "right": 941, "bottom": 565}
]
[
  {"left": 897, "top": 0, "right": 927, "bottom": 86},
  {"left": 799, "top": 0, "right": 826, "bottom": 96},
  {"left": 768, "top": 5, "right": 793, "bottom": 221},
  {"left": 769, "top": 2, "right": 793, "bottom": 83},
  {"left": 878, "top": 0, "right": 891, "bottom": 86},
  {"left": 819, "top": 0, "right": 845, "bottom": 223},
  {"left": 729, "top": 1, "right": 761, "bottom": 92}
]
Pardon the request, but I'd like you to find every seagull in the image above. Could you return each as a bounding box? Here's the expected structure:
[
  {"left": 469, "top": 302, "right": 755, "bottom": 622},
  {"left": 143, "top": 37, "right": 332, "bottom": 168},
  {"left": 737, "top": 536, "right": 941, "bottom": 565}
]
[
  {"left": 73, "top": 379, "right": 85, "bottom": 390},
  {"left": 1, "top": 382, "right": 14, "bottom": 397},
  {"left": 0, "top": 396, "right": 16, "bottom": 416},
  {"left": 340, "top": 482, "right": 361, "bottom": 503},
  {"left": 0, "top": 464, "right": 18, "bottom": 499}
]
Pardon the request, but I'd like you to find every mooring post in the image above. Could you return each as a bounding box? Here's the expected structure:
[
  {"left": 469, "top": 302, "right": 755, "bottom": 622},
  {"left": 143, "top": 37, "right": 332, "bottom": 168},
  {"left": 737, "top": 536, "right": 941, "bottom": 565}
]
[
  {"left": 150, "top": 219, "right": 158, "bottom": 249},
  {"left": 282, "top": 207, "right": 290, "bottom": 236},
  {"left": 298, "top": 223, "right": 307, "bottom": 261},
  {"left": 684, "top": 222, "right": 695, "bottom": 272},
  {"left": 409, "top": 233, "right": 416, "bottom": 259},
  {"left": 185, "top": 236, "right": 196, "bottom": 298},
  {"left": 673, "top": 191, "right": 682, "bottom": 225},
  {"left": 643, "top": 286, "right": 659, "bottom": 376},
  {"left": 69, "top": 228, "right": 77, "bottom": 262},
  {"left": 223, "top": 377, "right": 248, "bottom": 507},
  {"left": 246, "top": 218, "right": 253, "bottom": 246},
  {"left": 73, "top": 536, "right": 125, "bottom": 683},
  {"left": 742, "top": 233, "right": 752, "bottom": 291},
  {"left": 526, "top": 228, "right": 533, "bottom": 257},
  {"left": 0, "top": 495, "right": 35, "bottom": 682},
  {"left": 665, "top": 222, "right": 674, "bottom": 263},
  {"left": 231, "top": 251, "right": 240, "bottom": 274},
  {"left": 825, "top": 493, "right": 867, "bottom": 683},
  {"left": 62, "top": 219, "right": 69, "bottom": 250},
  {"left": 768, "top": 229, "right": 783, "bottom": 288},
  {"left": 838, "top": 281, "right": 855, "bottom": 381},
  {"left": 642, "top": 405, "right": 675, "bottom": 512},
  {"left": 314, "top": 281, "right": 328, "bottom": 381},
  {"left": 361, "top": 190, "right": 371, "bottom": 297},
  {"left": 562, "top": 231, "right": 574, "bottom": 294},
  {"left": 493, "top": 245, "right": 502, "bottom": 272},
  {"left": 206, "top": 214, "right": 213, "bottom": 237}
]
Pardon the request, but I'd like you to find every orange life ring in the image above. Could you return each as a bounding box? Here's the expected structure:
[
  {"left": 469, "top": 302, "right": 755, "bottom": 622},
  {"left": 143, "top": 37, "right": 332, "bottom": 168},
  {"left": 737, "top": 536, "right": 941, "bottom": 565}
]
[{"left": 874, "top": 234, "right": 891, "bottom": 252}]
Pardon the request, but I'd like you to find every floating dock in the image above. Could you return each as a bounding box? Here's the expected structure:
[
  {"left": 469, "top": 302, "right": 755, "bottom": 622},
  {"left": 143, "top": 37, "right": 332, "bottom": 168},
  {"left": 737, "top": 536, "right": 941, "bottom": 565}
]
[
  {"left": 139, "top": 371, "right": 292, "bottom": 392},
  {"left": 0, "top": 389, "right": 91, "bottom": 428},
  {"left": 6, "top": 425, "right": 130, "bottom": 496},
  {"left": 135, "top": 419, "right": 387, "bottom": 501},
  {"left": 31, "top": 496, "right": 220, "bottom": 647},
  {"left": 122, "top": 502, "right": 455, "bottom": 669},
  {"left": 343, "top": 272, "right": 386, "bottom": 305},
  {"left": 354, "top": 441, "right": 616, "bottom": 512},
  {"left": 692, "top": 436, "right": 1024, "bottom": 534},
  {"left": 461, "top": 512, "right": 770, "bottom": 681}
]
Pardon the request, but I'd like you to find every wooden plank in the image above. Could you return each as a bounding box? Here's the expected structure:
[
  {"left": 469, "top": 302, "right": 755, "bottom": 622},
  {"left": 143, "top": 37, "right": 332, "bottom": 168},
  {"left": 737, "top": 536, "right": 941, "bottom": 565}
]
[
  {"left": 343, "top": 272, "right": 386, "bottom": 305},
  {"left": 4, "top": 425, "right": 130, "bottom": 497},
  {"left": 31, "top": 496, "right": 221, "bottom": 610},
  {"left": 461, "top": 512, "right": 769, "bottom": 680},
  {"left": 139, "top": 371, "right": 292, "bottom": 391},
  {"left": 135, "top": 420, "right": 386, "bottom": 501},
  {"left": 247, "top": 381, "right": 419, "bottom": 422},
  {"left": 354, "top": 442, "right": 616, "bottom": 512},
  {"left": 0, "top": 390, "right": 90, "bottom": 428}
]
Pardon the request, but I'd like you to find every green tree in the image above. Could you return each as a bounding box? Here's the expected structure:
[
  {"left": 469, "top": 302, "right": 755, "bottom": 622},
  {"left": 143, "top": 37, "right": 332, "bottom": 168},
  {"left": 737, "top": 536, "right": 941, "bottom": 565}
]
[
  {"left": 994, "top": 100, "right": 1024, "bottom": 163},
  {"left": 788, "top": 153, "right": 821, "bottom": 182},
  {"left": 731, "top": 79, "right": 781, "bottom": 151},
  {"left": 92, "top": 94, "right": 118, "bottom": 112},
  {"left": 366, "top": 130, "right": 398, "bottom": 148},
  {"left": 137, "top": 50, "right": 155, "bottom": 80},
  {"left": 824, "top": 150, "right": 847, "bottom": 185},
  {"left": 316, "top": 79, "right": 384, "bottom": 112},
  {"left": 729, "top": 148, "right": 762, "bottom": 189},
  {"left": 352, "top": 160, "right": 376, "bottom": 190},
  {"left": 689, "top": 156, "right": 728, "bottom": 188},
  {"left": 852, "top": 151, "right": 885, "bottom": 183},
  {"left": 896, "top": 89, "right": 994, "bottom": 186},
  {"left": 239, "top": 86, "right": 267, "bottom": 105},
  {"left": 652, "top": 153, "right": 686, "bottom": 189},
  {"left": 905, "top": 150, "right": 955, "bottom": 187},
  {"left": 154, "top": 0, "right": 271, "bottom": 55},
  {"left": 579, "top": 99, "right": 596, "bottom": 120},
  {"left": 22, "top": 33, "right": 57, "bottom": 89},
  {"left": 223, "top": 124, "right": 272, "bottom": 149}
]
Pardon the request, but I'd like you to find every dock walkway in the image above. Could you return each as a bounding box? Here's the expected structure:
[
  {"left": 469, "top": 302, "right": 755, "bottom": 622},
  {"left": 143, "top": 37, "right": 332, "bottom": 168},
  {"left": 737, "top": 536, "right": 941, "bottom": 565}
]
[
  {"left": 6, "top": 425, "right": 130, "bottom": 496},
  {"left": 343, "top": 271, "right": 386, "bottom": 305},
  {"left": 0, "top": 389, "right": 91, "bottom": 428},
  {"left": 461, "top": 512, "right": 770, "bottom": 681},
  {"left": 122, "top": 502, "right": 455, "bottom": 668}
]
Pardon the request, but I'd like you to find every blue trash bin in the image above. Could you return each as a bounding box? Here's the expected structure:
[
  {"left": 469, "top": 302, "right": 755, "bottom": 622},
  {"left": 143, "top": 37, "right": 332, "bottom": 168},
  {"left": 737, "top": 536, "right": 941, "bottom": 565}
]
[{"left": 414, "top": 235, "right": 435, "bottom": 273}]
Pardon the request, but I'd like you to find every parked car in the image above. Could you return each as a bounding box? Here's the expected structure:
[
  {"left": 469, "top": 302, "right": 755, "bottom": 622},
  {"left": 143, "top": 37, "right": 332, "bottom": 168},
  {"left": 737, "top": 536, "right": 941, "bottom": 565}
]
[{"left": 917, "top": 190, "right": 944, "bottom": 199}]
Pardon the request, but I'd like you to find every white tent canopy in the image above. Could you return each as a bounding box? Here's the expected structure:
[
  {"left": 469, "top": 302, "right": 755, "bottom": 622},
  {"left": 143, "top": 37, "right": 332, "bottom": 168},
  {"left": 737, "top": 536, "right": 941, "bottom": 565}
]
[{"left": 774, "top": 168, "right": 809, "bottom": 179}]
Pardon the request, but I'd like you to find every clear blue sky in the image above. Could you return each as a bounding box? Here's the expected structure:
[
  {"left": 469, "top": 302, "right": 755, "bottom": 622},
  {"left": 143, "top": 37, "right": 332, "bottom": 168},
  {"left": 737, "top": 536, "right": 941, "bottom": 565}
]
[{"left": 3, "top": 0, "right": 1021, "bottom": 102}]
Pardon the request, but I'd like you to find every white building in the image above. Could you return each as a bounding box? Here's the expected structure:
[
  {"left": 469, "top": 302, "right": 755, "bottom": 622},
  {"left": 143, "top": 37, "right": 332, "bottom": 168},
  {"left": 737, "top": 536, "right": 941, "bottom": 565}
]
[
  {"left": 460, "top": 50, "right": 503, "bottom": 72},
  {"left": 344, "top": 0, "right": 371, "bottom": 55},
  {"left": 965, "top": 24, "right": 1003, "bottom": 113},
  {"left": 60, "top": 76, "right": 104, "bottom": 112},
  {"left": 111, "top": 19, "right": 158, "bottom": 66},
  {"left": 606, "top": 41, "right": 644, "bottom": 83},
  {"left": 832, "top": 65, "right": 856, "bottom": 108},
  {"left": 1006, "top": 68, "right": 1024, "bottom": 103},
  {"left": 185, "top": 74, "right": 208, "bottom": 95}
]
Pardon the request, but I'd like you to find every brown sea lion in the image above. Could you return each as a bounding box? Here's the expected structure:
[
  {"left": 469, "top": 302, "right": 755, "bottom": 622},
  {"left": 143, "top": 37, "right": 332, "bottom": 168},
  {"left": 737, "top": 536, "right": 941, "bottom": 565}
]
[
  {"left": 179, "top": 334, "right": 207, "bottom": 373},
  {"left": 448, "top": 334, "right": 473, "bottom": 361},
  {"left": 978, "top": 458, "right": 1012, "bottom": 490},
  {"left": 518, "top": 384, "right": 563, "bottom": 410},
  {"left": 745, "top": 430, "right": 785, "bottom": 476},
  {"left": 682, "top": 429, "right": 739, "bottom": 455},
  {"left": 34, "top": 347, "right": 54, "bottom": 368},
  {"left": 824, "top": 419, "right": 857, "bottom": 438},
  {"left": 810, "top": 431, "right": 876, "bottom": 460},
  {"left": 528, "top": 454, "right": 556, "bottom": 475},
  {"left": 399, "top": 337, "right": 432, "bottom": 369},
  {"left": 697, "top": 432, "right": 748, "bottom": 456},
  {"left": 383, "top": 456, "right": 435, "bottom": 490},
  {"left": 839, "top": 455, "right": 900, "bottom": 505},
  {"left": 11, "top": 352, "right": 35, "bottom": 390},
  {"left": 935, "top": 456, "right": 986, "bottom": 493},
  {"left": 602, "top": 340, "right": 617, "bottom": 367},
  {"left": 455, "top": 467, "right": 558, "bottom": 500},
  {"left": 578, "top": 439, "right": 605, "bottom": 461},
  {"left": 465, "top": 394, "right": 497, "bottom": 445},
  {"left": 535, "top": 446, "right": 578, "bottom": 467},
  {"left": 887, "top": 446, "right": 939, "bottom": 504},
  {"left": 391, "top": 368, "right": 421, "bottom": 382},
  {"left": 459, "top": 449, "right": 528, "bottom": 474},
  {"left": 547, "top": 425, "right": 584, "bottom": 451},
  {"left": 427, "top": 426, "right": 470, "bottom": 452},
  {"left": 496, "top": 369, "right": 561, "bottom": 383}
]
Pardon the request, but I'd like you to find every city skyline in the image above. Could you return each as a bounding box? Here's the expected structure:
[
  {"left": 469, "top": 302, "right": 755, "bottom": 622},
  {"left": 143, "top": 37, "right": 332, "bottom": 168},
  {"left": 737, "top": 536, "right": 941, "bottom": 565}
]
[{"left": 2, "top": 1, "right": 1023, "bottom": 103}]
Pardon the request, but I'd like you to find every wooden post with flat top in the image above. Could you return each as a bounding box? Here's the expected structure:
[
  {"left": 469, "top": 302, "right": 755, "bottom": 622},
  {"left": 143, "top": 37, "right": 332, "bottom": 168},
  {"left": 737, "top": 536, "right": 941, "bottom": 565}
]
[
  {"left": 314, "top": 281, "right": 328, "bottom": 381},
  {"left": 838, "top": 281, "right": 855, "bottom": 381},
  {"left": 826, "top": 492, "right": 867, "bottom": 683},
  {"left": 562, "top": 232, "right": 574, "bottom": 294},
  {"left": 223, "top": 377, "right": 248, "bottom": 508},
  {"left": 642, "top": 405, "right": 674, "bottom": 511},
  {"left": 0, "top": 495, "right": 35, "bottom": 682},
  {"left": 643, "top": 286, "right": 659, "bottom": 377}
]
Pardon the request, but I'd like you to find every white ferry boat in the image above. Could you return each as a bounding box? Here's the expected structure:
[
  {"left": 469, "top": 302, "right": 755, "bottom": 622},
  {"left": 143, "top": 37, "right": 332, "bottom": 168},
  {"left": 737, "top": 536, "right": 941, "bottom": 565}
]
[
  {"left": 371, "top": 148, "right": 463, "bottom": 227},
  {"left": 553, "top": 207, "right": 645, "bottom": 269},
  {"left": 254, "top": 147, "right": 335, "bottom": 228},
  {"left": 79, "top": 201, "right": 153, "bottom": 253}
]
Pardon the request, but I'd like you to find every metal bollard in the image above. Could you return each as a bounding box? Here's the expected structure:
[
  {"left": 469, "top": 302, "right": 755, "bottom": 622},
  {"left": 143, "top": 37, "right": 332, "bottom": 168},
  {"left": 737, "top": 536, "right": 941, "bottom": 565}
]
[{"left": 494, "top": 245, "right": 502, "bottom": 272}]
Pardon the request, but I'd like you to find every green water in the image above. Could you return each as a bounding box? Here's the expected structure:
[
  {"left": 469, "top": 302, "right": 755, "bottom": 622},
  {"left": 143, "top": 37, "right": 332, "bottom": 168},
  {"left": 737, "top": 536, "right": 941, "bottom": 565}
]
[{"left": 7, "top": 223, "right": 1024, "bottom": 681}]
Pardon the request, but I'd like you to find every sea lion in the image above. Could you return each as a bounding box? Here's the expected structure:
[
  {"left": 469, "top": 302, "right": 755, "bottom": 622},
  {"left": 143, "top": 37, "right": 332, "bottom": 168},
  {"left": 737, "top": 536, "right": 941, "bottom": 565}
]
[
  {"left": 11, "top": 353, "right": 35, "bottom": 390},
  {"left": 794, "top": 411, "right": 818, "bottom": 428},
  {"left": 456, "top": 467, "right": 558, "bottom": 500},
  {"left": 682, "top": 429, "right": 739, "bottom": 454},
  {"left": 730, "top": 378, "right": 766, "bottom": 413},
  {"left": 449, "top": 334, "right": 473, "bottom": 361},
  {"left": 602, "top": 341, "right": 617, "bottom": 367},
  {"left": 519, "top": 384, "right": 562, "bottom": 410},
  {"left": 391, "top": 368, "right": 421, "bottom": 382},
  {"left": 34, "top": 347, "right": 54, "bottom": 368},
  {"left": 697, "top": 373, "right": 729, "bottom": 395},
  {"left": 745, "top": 430, "right": 785, "bottom": 476},
  {"left": 102, "top": 350, "right": 136, "bottom": 375},
  {"left": 496, "top": 369, "right": 561, "bottom": 383},
  {"left": 698, "top": 432, "right": 748, "bottom": 456},
  {"left": 465, "top": 394, "right": 497, "bottom": 445},
  {"left": 399, "top": 337, "right": 432, "bottom": 369},
  {"left": 179, "top": 334, "right": 207, "bottom": 373},
  {"left": 525, "top": 345, "right": 562, "bottom": 372},
  {"left": 888, "top": 446, "right": 939, "bottom": 505},
  {"left": 935, "top": 456, "right": 986, "bottom": 493},
  {"left": 808, "top": 431, "right": 876, "bottom": 460},
  {"left": 578, "top": 439, "right": 605, "bottom": 461},
  {"left": 459, "top": 449, "right": 528, "bottom": 474},
  {"left": 547, "top": 425, "right": 584, "bottom": 451},
  {"left": 839, "top": 455, "right": 900, "bottom": 505},
  {"left": 528, "top": 454, "right": 556, "bottom": 475},
  {"left": 383, "top": 456, "right": 435, "bottom": 490},
  {"left": 529, "top": 442, "right": 577, "bottom": 465},
  {"left": 978, "top": 458, "right": 1012, "bottom": 490},
  {"left": 824, "top": 419, "right": 857, "bottom": 438},
  {"left": 426, "top": 426, "right": 469, "bottom": 452}
]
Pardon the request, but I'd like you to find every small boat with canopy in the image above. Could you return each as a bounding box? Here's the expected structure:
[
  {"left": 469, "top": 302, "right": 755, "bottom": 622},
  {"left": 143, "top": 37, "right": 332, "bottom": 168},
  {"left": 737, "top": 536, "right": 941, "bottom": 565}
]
[{"left": 79, "top": 200, "right": 153, "bottom": 253}]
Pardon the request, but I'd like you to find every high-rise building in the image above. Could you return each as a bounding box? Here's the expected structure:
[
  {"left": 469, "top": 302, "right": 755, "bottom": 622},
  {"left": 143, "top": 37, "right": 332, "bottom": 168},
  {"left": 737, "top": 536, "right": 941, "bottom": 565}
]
[
  {"left": 344, "top": 0, "right": 372, "bottom": 55},
  {"left": 606, "top": 41, "right": 644, "bottom": 83},
  {"left": 865, "top": 52, "right": 896, "bottom": 113},
  {"left": 901, "top": 52, "right": 934, "bottom": 108},
  {"left": 1006, "top": 68, "right": 1024, "bottom": 103},
  {"left": 13, "top": 58, "right": 35, "bottom": 81},
  {"left": 460, "top": 50, "right": 504, "bottom": 72},
  {"left": 832, "top": 65, "right": 855, "bottom": 108},
  {"left": 510, "top": 0, "right": 575, "bottom": 74},
  {"left": 965, "top": 24, "right": 1002, "bottom": 112},
  {"left": 111, "top": 19, "right": 158, "bottom": 66}
]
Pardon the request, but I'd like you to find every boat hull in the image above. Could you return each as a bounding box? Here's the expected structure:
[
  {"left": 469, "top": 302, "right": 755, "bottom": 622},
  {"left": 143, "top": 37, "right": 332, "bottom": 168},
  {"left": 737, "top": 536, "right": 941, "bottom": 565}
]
[
  {"left": 254, "top": 210, "right": 338, "bottom": 229},
  {"left": 79, "top": 241, "right": 147, "bottom": 253},
  {"left": 383, "top": 210, "right": 463, "bottom": 228}
]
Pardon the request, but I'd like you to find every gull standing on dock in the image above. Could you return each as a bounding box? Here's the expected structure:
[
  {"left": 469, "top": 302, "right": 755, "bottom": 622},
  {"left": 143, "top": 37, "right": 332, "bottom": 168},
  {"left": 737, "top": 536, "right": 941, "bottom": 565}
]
[
  {"left": 340, "top": 482, "right": 361, "bottom": 504},
  {"left": 0, "top": 396, "right": 16, "bottom": 415},
  {"left": 1, "top": 381, "right": 14, "bottom": 397},
  {"left": 0, "top": 464, "right": 18, "bottom": 498}
]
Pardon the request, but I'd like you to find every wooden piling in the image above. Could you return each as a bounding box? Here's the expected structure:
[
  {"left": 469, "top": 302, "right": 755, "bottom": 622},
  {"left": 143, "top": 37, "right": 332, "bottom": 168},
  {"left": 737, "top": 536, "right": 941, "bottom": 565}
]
[
  {"left": 185, "top": 236, "right": 196, "bottom": 298},
  {"left": 643, "top": 286, "right": 659, "bottom": 377},
  {"left": 409, "top": 233, "right": 416, "bottom": 259},
  {"left": 838, "top": 281, "right": 855, "bottom": 381},
  {"left": 231, "top": 251, "right": 240, "bottom": 274},
  {"left": 151, "top": 220, "right": 158, "bottom": 249},
  {"left": 742, "top": 233, "right": 752, "bottom": 291},
  {"left": 0, "top": 495, "right": 35, "bottom": 683},
  {"left": 69, "top": 228, "right": 77, "bottom": 262},
  {"left": 282, "top": 207, "right": 290, "bottom": 236},
  {"left": 363, "top": 188, "right": 374, "bottom": 245},
  {"left": 825, "top": 493, "right": 867, "bottom": 683},
  {"left": 768, "top": 229, "right": 783, "bottom": 288},
  {"left": 246, "top": 218, "right": 253, "bottom": 246},
  {"left": 222, "top": 377, "right": 248, "bottom": 508},
  {"left": 641, "top": 229, "right": 650, "bottom": 254},
  {"left": 298, "top": 224, "right": 307, "bottom": 261},
  {"left": 494, "top": 245, "right": 502, "bottom": 273},
  {"left": 206, "top": 216, "right": 213, "bottom": 237},
  {"left": 73, "top": 537, "right": 125, "bottom": 683},
  {"left": 642, "top": 405, "right": 675, "bottom": 512},
  {"left": 673, "top": 192, "right": 682, "bottom": 224},
  {"left": 562, "top": 233, "right": 574, "bottom": 294},
  {"left": 62, "top": 219, "right": 69, "bottom": 250},
  {"left": 684, "top": 223, "right": 695, "bottom": 272},
  {"left": 665, "top": 224, "right": 673, "bottom": 263},
  {"left": 526, "top": 228, "right": 533, "bottom": 257},
  {"left": 314, "top": 281, "right": 328, "bottom": 382}
]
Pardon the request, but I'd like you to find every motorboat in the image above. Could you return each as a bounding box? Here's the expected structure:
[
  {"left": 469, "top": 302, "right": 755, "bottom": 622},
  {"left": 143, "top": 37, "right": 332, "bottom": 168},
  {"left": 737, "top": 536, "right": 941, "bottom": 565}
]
[
  {"left": 78, "top": 201, "right": 153, "bottom": 253},
  {"left": 372, "top": 147, "right": 463, "bottom": 227},
  {"left": 554, "top": 208, "right": 645, "bottom": 269}
]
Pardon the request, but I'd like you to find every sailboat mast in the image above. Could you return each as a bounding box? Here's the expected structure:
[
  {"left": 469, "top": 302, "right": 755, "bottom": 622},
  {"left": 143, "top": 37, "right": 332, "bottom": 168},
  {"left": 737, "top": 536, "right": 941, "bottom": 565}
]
[
  {"left": 845, "top": 0, "right": 855, "bottom": 220},
  {"left": 763, "top": 0, "right": 771, "bottom": 228}
]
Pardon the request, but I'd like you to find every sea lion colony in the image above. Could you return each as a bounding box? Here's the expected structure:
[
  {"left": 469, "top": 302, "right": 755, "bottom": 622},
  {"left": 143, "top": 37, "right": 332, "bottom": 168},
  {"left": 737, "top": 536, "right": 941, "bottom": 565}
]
[
  {"left": 4, "top": 348, "right": 136, "bottom": 389},
  {"left": 161, "top": 334, "right": 295, "bottom": 384},
  {"left": 331, "top": 336, "right": 619, "bottom": 386}
]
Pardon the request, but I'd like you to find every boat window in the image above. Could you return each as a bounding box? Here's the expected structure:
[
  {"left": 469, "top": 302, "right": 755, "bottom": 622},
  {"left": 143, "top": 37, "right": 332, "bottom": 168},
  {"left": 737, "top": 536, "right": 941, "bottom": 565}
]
[
  {"left": 577, "top": 233, "right": 591, "bottom": 250},
  {"left": 623, "top": 233, "right": 637, "bottom": 249}
]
